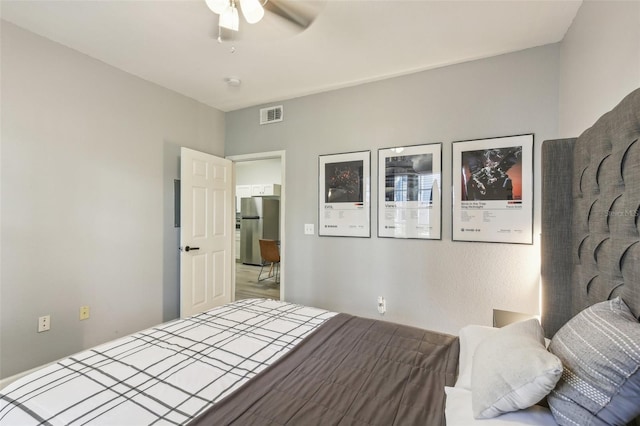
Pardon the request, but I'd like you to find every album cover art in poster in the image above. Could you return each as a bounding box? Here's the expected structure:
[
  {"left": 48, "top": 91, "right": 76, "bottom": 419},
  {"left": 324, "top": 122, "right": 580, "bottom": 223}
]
[
  {"left": 452, "top": 134, "right": 533, "bottom": 244},
  {"left": 378, "top": 143, "right": 442, "bottom": 239},
  {"left": 319, "top": 151, "right": 370, "bottom": 237}
]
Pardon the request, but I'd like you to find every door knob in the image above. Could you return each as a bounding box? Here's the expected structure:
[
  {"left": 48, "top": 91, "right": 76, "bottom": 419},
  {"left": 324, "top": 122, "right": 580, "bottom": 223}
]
[{"left": 185, "top": 246, "right": 200, "bottom": 252}]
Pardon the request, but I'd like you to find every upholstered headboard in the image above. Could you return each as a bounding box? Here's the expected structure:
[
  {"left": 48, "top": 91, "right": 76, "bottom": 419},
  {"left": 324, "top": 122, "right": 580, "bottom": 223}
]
[{"left": 541, "top": 88, "right": 640, "bottom": 337}]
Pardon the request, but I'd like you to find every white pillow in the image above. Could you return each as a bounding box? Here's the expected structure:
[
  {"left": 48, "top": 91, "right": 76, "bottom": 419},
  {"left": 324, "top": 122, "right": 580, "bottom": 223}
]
[
  {"left": 455, "top": 324, "right": 499, "bottom": 389},
  {"left": 445, "top": 387, "right": 558, "bottom": 426},
  {"left": 471, "top": 319, "right": 562, "bottom": 419}
]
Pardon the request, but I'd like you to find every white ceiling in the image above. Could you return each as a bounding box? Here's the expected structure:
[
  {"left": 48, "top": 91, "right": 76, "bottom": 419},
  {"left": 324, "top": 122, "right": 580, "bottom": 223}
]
[{"left": 1, "top": 0, "right": 582, "bottom": 112}]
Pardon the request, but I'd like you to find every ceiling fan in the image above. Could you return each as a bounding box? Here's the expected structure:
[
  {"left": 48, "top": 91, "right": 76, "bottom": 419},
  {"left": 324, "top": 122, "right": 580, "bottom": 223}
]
[{"left": 205, "top": 0, "right": 325, "bottom": 42}]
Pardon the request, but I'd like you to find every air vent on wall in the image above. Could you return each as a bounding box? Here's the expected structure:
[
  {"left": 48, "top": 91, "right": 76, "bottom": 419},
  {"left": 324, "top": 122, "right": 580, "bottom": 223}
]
[{"left": 260, "top": 105, "right": 283, "bottom": 125}]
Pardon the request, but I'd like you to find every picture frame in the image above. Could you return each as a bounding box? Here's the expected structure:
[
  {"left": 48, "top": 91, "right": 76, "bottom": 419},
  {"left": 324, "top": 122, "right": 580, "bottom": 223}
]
[
  {"left": 377, "top": 143, "right": 442, "bottom": 239},
  {"left": 318, "top": 151, "right": 371, "bottom": 237},
  {"left": 452, "top": 134, "right": 534, "bottom": 244}
]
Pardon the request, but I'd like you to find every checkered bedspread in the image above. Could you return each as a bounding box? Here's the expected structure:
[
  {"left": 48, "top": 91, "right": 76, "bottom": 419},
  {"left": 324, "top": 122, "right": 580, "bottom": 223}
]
[{"left": 0, "top": 299, "right": 336, "bottom": 425}]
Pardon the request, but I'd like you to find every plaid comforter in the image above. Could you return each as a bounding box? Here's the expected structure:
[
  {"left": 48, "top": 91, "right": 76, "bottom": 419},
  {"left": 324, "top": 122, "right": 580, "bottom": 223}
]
[{"left": 0, "top": 299, "right": 336, "bottom": 425}]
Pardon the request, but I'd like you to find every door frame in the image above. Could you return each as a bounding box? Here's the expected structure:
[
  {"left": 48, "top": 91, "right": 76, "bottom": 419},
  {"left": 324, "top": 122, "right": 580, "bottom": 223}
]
[{"left": 227, "top": 150, "right": 286, "bottom": 301}]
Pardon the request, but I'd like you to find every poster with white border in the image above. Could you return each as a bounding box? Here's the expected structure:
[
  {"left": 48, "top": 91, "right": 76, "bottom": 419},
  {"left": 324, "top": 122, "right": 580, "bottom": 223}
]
[
  {"left": 378, "top": 143, "right": 442, "bottom": 239},
  {"left": 319, "top": 151, "right": 370, "bottom": 237},
  {"left": 452, "top": 134, "right": 533, "bottom": 244}
]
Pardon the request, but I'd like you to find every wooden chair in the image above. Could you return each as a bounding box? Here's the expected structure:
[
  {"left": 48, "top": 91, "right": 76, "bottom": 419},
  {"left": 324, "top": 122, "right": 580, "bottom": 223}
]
[{"left": 258, "top": 239, "right": 280, "bottom": 284}]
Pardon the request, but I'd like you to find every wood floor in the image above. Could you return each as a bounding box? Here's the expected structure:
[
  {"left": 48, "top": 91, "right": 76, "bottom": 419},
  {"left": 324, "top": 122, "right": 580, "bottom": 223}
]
[{"left": 235, "top": 262, "right": 280, "bottom": 301}]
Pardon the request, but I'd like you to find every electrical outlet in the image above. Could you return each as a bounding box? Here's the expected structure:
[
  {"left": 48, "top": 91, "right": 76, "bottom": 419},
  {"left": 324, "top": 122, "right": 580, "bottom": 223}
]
[
  {"left": 377, "top": 296, "right": 386, "bottom": 315},
  {"left": 79, "top": 305, "right": 90, "bottom": 320},
  {"left": 304, "top": 224, "right": 314, "bottom": 235},
  {"left": 38, "top": 315, "right": 51, "bottom": 333}
]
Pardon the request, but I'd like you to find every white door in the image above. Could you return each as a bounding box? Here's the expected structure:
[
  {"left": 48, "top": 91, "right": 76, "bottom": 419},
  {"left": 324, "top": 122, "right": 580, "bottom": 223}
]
[{"left": 180, "top": 147, "right": 233, "bottom": 318}]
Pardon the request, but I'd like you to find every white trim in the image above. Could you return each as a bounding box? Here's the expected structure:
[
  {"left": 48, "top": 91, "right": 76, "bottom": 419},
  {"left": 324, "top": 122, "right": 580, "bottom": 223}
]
[
  {"left": 228, "top": 150, "right": 284, "bottom": 161},
  {"left": 227, "top": 150, "right": 286, "bottom": 301}
]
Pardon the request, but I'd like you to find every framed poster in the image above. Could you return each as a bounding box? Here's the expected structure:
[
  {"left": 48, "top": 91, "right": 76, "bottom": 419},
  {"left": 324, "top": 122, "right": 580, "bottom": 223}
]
[
  {"left": 378, "top": 143, "right": 442, "bottom": 239},
  {"left": 452, "top": 134, "right": 533, "bottom": 244},
  {"left": 319, "top": 151, "right": 370, "bottom": 237}
]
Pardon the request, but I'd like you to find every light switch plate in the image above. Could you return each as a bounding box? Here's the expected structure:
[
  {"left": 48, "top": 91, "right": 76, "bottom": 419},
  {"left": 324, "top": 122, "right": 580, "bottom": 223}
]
[{"left": 304, "top": 224, "right": 314, "bottom": 235}]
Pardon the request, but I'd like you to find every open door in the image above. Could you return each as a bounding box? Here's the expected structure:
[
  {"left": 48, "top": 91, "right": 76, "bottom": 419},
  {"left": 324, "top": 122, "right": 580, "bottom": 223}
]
[{"left": 180, "top": 147, "right": 233, "bottom": 317}]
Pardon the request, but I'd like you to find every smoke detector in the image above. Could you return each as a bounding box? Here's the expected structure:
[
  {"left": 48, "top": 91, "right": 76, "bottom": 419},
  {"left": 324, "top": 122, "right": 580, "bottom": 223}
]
[{"left": 225, "top": 77, "right": 241, "bottom": 87}]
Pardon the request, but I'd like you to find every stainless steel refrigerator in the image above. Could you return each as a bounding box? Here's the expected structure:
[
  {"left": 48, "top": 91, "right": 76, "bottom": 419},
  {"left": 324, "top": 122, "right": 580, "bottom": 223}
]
[{"left": 240, "top": 197, "right": 279, "bottom": 265}]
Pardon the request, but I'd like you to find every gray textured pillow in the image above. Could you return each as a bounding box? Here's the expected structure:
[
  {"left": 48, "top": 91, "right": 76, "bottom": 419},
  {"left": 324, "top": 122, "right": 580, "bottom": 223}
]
[
  {"left": 471, "top": 319, "right": 563, "bottom": 419},
  {"left": 548, "top": 297, "right": 640, "bottom": 426}
]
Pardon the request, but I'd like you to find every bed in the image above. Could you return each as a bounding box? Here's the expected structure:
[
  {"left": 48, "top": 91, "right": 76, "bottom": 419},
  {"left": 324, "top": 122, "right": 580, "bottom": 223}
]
[{"left": 1, "top": 88, "right": 639, "bottom": 425}]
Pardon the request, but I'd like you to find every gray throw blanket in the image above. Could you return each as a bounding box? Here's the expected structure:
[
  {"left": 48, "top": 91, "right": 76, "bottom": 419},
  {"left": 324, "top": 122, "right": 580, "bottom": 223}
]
[{"left": 191, "top": 313, "right": 459, "bottom": 425}]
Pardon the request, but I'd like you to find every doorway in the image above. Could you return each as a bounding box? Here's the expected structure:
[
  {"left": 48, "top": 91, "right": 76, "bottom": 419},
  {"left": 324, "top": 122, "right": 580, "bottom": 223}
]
[{"left": 227, "top": 151, "right": 285, "bottom": 302}]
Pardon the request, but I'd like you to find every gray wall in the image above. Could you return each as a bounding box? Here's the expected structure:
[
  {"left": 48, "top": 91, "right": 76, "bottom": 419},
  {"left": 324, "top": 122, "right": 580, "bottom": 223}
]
[
  {"left": 226, "top": 45, "right": 560, "bottom": 335},
  {"left": 0, "top": 23, "right": 225, "bottom": 379},
  {"left": 558, "top": 0, "right": 640, "bottom": 137}
]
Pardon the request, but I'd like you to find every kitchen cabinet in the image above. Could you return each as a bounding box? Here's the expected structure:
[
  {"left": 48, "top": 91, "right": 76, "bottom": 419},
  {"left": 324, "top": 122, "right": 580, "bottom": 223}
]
[
  {"left": 237, "top": 185, "right": 252, "bottom": 197},
  {"left": 236, "top": 184, "right": 280, "bottom": 212},
  {"left": 251, "top": 184, "right": 281, "bottom": 196}
]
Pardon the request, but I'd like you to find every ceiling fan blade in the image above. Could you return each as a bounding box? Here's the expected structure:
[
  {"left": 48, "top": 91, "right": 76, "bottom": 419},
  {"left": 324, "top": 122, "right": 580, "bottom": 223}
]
[
  {"left": 263, "top": 0, "right": 325, "bottom": 30},
  {"left": 209, "top": 0, "right": 325, "bottom": 43}
]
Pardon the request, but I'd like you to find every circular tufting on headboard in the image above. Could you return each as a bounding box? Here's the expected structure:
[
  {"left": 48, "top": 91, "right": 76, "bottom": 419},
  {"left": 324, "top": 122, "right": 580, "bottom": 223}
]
[
  {"left": 542, "top": 88, "right": 640, "bottom": 336},
  {"left": 573, "top": 90, "right": 640, "bottom": 319}
]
